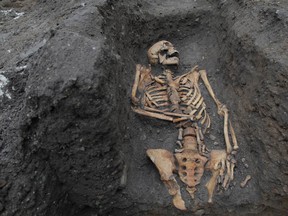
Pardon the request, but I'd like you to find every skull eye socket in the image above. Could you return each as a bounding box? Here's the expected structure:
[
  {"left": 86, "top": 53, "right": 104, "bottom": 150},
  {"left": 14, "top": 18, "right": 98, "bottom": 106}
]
[
  {"left": 182, "top": 172, "right": 187, "bottom": 177},
  {"left": 159, "top": 50, "right": 166, "bottom": 56},
  {"left": 181, "top": 166, "right": 187, "bottom": 170},
  {"left": 182, "top": 158, "right": 187, "bottom": 162}
]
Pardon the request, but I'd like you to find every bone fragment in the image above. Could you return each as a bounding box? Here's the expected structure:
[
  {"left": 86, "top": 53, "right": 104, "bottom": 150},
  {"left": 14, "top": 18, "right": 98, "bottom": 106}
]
[
  {"left": 176, "top": 140, "right": 183, "bottom": 148},
  {"left": 229, "top": 120, "right": 239, "bottom": 150},
  {"left": 195, "top": 127, "right": 202, "bottom": 146},
  {"left": 132, "top": 107, "right": 173, "bottom": 121},
  {"left": 131, "top": 64, "right": 141, "bottom": 105},
  {"left": 240, "top": 175, "right": 251, "bottom": 188},
  {"left": 173, "top": 65, "right": 198, "bottom": 83},
  {"left": 173, "top": 117, "right": 189, "bottom": 123},
  {"left": 181, "top": 96, "right": 188, "bottom": 101},
  {"left": 206, "top": 114, "right": 211, "bottom": 129},
  {"left": 162, "top": 57, "right": 180, "bottom": 66},
  {"left": 187, "top": 88, "right": 198, "bottom": 105},
  {"left": 189, "top": 109, "right": 198, "bottom": 116},
  {"left": 206, "top": 169, "right": 220, "bottom": 203},
  {"left": 198, "top": 128, "right": 204, "bottom": 140},
  {"left": 154, "top": 76, "right": 165, "bottom": 84},
  {"left": 178, "top": 87, "right": 190, "bottom": 91},
  {"left": 199, "top": 70, "right": 222, "bottom": 109},
  {"left": 151, "top": 92, "right": 169, "bottom": 98},
  {"left": 196, "top": 105, "right": 206, "bottom": 120},
  {"left": 230, "top": 163, "right": 235, "bottom": 180},
  {"left": 223, "top": 108, "right": 233, "bottom": 154},
  {"left": 154, "top": 97, "right": 169, "bottom": 103},
  {"left": 190, "top": 86, "right": 198, "bottom": 100},
  {"left": 143, "top": 107, "right": 193, "bottom": 119},
  {"left": 181, "top": 77, "right": 188, "bottom": 85},
  {"left": 145, "top": 97, "right": 153, "bottom": 107},
  {"left": 178, "top": 128, "right": 184, "bottom": 140},
  {"left": 175, "top": 149, "right": 184, "bottom": 153},
  {"left": 175, "top": 120, "right": 191, "bottom": 128},
  {"left": 200, "top": 110, "right": 207, "bottom": 125},
  {"left": 187, "top": 88, "right": 193, "bottom": 97},
  {"left": 195, "top": 97, "right": 204, "bottom": 109},
  {"left": 192, "top": 94, "right": 202, "bottom": 106},
  {"left": 157, "top": 102, "right": 170, "bottom": 107},
  {"left": 152, "top": 95, "right": 169, "bottom": 100},
  {"left": 147, "top": 86, "right": 167, "bottom": 94},
  {"left": 145, "top": 92, "right": 159, "bottom": 107},
  {"left": 147, "top": 84, "right": 161, "bottom": 91},
  {"left": 222, "top": 160, "right": 231, "bottom": 190},
  {"left": 203, "top": 114, "right": 210, "bottom": 134},
  {"left": 186, "top": 186, "right": 196, "bottom": 199}
]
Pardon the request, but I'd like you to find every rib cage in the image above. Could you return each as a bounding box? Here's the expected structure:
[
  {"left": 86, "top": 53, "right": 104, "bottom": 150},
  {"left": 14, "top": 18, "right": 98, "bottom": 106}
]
[{"left": 140, "top": 72, "right": 210, "bottom": 132}]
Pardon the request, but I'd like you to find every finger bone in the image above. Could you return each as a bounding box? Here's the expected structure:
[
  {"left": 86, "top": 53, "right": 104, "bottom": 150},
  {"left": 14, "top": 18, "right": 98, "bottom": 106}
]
[
  {"left": 240, "top": 175, "right": 251, "bottom": 188},
  {"left": 176, "top": 140, "right": 183, "bottom": 148},
  {"left": 178, "top": 128, "right": 184, "bottom": 140}
]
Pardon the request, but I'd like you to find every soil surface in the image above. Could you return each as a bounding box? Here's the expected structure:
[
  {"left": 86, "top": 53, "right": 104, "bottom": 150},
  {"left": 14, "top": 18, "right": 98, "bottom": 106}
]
[{"left": 0, "top": 0, "right": 287, "bottom": 215}]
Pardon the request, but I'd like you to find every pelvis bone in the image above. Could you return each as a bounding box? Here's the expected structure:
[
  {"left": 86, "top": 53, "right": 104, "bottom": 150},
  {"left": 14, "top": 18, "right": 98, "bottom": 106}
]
[
  {"left": 146, "top": 149, "right": 186, "bottom": 210},
  {"left": 175, "top": 149, "right": 207, "bottom": 199}
]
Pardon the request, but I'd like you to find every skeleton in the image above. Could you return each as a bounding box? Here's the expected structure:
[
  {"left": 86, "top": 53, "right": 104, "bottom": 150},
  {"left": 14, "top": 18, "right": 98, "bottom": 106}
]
[{"left": 131, "top": 41, "right": 239, "bottom": 210}]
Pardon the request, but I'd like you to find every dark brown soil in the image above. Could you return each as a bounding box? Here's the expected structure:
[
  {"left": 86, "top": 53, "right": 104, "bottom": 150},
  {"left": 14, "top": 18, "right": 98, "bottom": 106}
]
[{"left": 0, "top": 0, "right": 287, "bottom": 215}]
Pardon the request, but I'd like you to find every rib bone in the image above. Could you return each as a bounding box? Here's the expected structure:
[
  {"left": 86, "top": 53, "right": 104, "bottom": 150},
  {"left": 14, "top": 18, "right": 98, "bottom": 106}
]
[{"left": 154, "top": 76, "right": 165, "bottom": 84}]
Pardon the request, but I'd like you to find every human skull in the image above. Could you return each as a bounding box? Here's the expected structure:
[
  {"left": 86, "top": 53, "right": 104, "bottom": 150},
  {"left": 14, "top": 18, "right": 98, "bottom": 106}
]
[{"left": 147, "top": 40, "right": 179, "bottom": 66}]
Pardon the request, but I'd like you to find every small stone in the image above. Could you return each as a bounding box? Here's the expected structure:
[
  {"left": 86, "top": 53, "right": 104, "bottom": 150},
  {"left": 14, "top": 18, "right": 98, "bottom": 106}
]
[
  {"left": 0, "top": 180, "right": 6, "bottom": 188},
  {"left": 213, "top": 141, "right": 219, "bottom": 146},
  {"left": 241, "top": 158, "right": 246, "bottom": 163},
  {"left": 140, "top": 134, "right": 147, "bottom": 141},
  {"left": 209, "top": 134, "right": 216, "bottom": 141},
  {"left": 244, "top": 163, "right": 249, "bottom": 169},
  {"left": 283, "top": 185, "right": 288, "bottom": 193},
  {"left": 156, "top": 129, "right": 160, "bottom": 134},
  {"left": 195, "top": 209, "right": 205, "bottom": 216}
]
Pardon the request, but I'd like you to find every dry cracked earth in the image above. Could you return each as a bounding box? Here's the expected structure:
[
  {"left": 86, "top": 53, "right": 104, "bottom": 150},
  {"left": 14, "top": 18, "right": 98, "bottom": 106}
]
[{"left": 0, "top": 0, "right": 288, "bottom": 215}]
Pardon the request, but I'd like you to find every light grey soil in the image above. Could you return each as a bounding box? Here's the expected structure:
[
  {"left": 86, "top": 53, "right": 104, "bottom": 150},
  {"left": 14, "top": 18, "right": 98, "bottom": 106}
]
[{"left": 0, "top": 0, "right": 287, "bottom": 215}]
